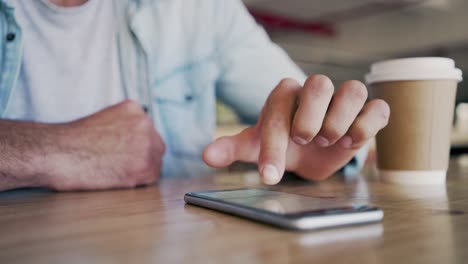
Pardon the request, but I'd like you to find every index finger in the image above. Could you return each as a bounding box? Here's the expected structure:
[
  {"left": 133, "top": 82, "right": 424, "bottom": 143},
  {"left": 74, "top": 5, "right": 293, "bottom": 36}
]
[{"left": 259, "top": 78, "right": 301, "bottom": 185}]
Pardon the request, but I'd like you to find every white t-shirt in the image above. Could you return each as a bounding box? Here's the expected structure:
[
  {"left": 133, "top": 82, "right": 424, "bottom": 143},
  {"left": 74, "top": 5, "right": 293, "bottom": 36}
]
[{"left": 4, "top": 0, "right": 125, "bottom": 123}]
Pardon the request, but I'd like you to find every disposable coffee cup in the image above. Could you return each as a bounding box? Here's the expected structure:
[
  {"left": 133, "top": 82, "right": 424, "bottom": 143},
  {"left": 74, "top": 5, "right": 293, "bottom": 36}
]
[{"left": 365, "top": 57, "right": 463, "bottom": 185}]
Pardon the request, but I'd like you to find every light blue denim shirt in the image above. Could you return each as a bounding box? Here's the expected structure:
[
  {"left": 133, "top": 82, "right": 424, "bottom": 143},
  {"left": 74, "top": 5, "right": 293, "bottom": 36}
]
[{"left": 0, "top": 0, "right": 365, "bottom": 178}]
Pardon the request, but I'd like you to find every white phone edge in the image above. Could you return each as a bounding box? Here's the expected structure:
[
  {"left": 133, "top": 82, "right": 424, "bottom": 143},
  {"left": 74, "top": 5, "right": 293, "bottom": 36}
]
[{"left": 184, "top": 194, "right": 384, "bottom": 231}]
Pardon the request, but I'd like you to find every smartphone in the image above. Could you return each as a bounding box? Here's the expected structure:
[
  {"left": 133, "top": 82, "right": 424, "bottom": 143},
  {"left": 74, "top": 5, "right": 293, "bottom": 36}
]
[{"left": 184, "top": 188, "right": 383, "bottom": 231}]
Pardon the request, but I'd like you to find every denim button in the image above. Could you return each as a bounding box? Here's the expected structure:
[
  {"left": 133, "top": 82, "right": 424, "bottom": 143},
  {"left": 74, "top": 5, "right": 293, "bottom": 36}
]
[
  {"left": 185, "top": 95, "right": 193, "bottom": 101},
  {"left": 6, "top": 33, "right": 15, "bottom": 42}
]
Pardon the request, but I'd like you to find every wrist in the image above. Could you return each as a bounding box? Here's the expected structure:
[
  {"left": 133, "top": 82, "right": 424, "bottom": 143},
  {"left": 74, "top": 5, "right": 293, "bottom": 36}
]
[{"left": 31, "top": 123, "right": 73, "bottom": 189}]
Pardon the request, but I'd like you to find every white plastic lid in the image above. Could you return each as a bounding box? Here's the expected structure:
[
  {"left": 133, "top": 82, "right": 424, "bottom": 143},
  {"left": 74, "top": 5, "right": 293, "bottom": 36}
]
[{"left": 365, "top": 57, "right": 463, "bottom": 85}]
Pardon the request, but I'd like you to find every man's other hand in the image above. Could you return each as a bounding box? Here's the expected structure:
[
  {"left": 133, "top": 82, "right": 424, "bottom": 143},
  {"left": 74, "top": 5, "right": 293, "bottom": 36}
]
[{"left": 46, "top": 100, "right": 165, "bottom": 191}]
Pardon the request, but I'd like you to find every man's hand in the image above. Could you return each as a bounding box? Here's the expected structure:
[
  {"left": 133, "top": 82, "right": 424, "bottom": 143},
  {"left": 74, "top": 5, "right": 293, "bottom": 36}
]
[
  {"left": 203, "top": 75, "right": 390, "bottom": 185},
  {"left": 46, "top": 100, "right": 165, "bottom": 191},
  {"left": 0, "top": 100, "right": 165, "bottom": 192}
]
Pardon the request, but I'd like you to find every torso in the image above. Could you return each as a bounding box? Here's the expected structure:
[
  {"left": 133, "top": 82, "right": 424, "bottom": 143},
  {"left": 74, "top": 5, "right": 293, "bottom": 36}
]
[{"left": 4, "top": 0, "right": 125, "bottom": 122}]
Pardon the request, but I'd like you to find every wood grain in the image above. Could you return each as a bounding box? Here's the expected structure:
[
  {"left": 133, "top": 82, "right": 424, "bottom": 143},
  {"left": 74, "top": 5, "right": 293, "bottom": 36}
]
[{"left": 1, "top": 160, "right": 468, "bottom": 264}]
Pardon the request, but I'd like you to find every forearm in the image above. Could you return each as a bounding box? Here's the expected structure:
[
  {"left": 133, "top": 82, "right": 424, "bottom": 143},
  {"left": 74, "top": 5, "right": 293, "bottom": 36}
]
[
  {"left": 214, "top": 0, "right": 306, "bottom": 123},
  {"left": 0, "top": 120, "right": 63, "bottom": 191},
  {"left": 0, "top": 101, "right": 165, "bottom": 192}
]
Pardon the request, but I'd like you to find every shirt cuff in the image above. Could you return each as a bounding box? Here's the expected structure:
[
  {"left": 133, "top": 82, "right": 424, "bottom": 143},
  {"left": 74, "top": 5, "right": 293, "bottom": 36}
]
[{"left": 340, "top": 143, "right": 369, "bottom": 177}]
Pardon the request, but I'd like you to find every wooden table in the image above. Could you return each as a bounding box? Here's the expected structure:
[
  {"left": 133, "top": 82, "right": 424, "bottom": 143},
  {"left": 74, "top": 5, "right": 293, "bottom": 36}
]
[{"left": 1, "top": 160, "right": 468, "bottom": 264}]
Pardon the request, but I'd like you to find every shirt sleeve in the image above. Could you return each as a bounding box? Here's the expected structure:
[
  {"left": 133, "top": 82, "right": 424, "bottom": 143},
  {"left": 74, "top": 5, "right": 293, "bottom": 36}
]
[
  {"left": 213, "top": 0, "right": 306, "bottom": 124},
  {"left": 212, "top": 0, "right": 366, "bottom": 176}
]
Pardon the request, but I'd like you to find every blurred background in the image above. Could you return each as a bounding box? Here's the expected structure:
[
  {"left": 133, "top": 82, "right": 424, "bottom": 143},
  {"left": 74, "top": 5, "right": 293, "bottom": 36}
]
[{"left": 218, "top": 0, "right": 468, "bottom": 125}]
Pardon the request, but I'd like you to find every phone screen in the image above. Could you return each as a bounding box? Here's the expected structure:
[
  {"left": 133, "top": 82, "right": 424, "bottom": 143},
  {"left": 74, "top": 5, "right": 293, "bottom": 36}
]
[{"left": 192, "top": 189, "right": 362, "bottom": 215}]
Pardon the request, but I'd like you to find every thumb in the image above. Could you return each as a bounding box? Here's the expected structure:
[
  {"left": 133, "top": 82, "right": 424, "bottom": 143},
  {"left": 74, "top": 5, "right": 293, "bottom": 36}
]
[{"left": 203, "top": 127, "right": 259, "bottom": 168}]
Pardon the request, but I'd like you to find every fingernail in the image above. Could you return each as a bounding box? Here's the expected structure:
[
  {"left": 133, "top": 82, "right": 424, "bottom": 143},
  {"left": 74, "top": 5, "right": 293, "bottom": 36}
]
[
  {"left": 262, "top": 164, "right": 280, "bottom": 185},
  {"left": 340, "top": 136, "right": 353, "bottom": 149},
  {"left": 315, "top": 136, "right": 329, "bottom": 148},
  {"left": 293, "top": 136, "right": 308, "bottom": 146}
]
